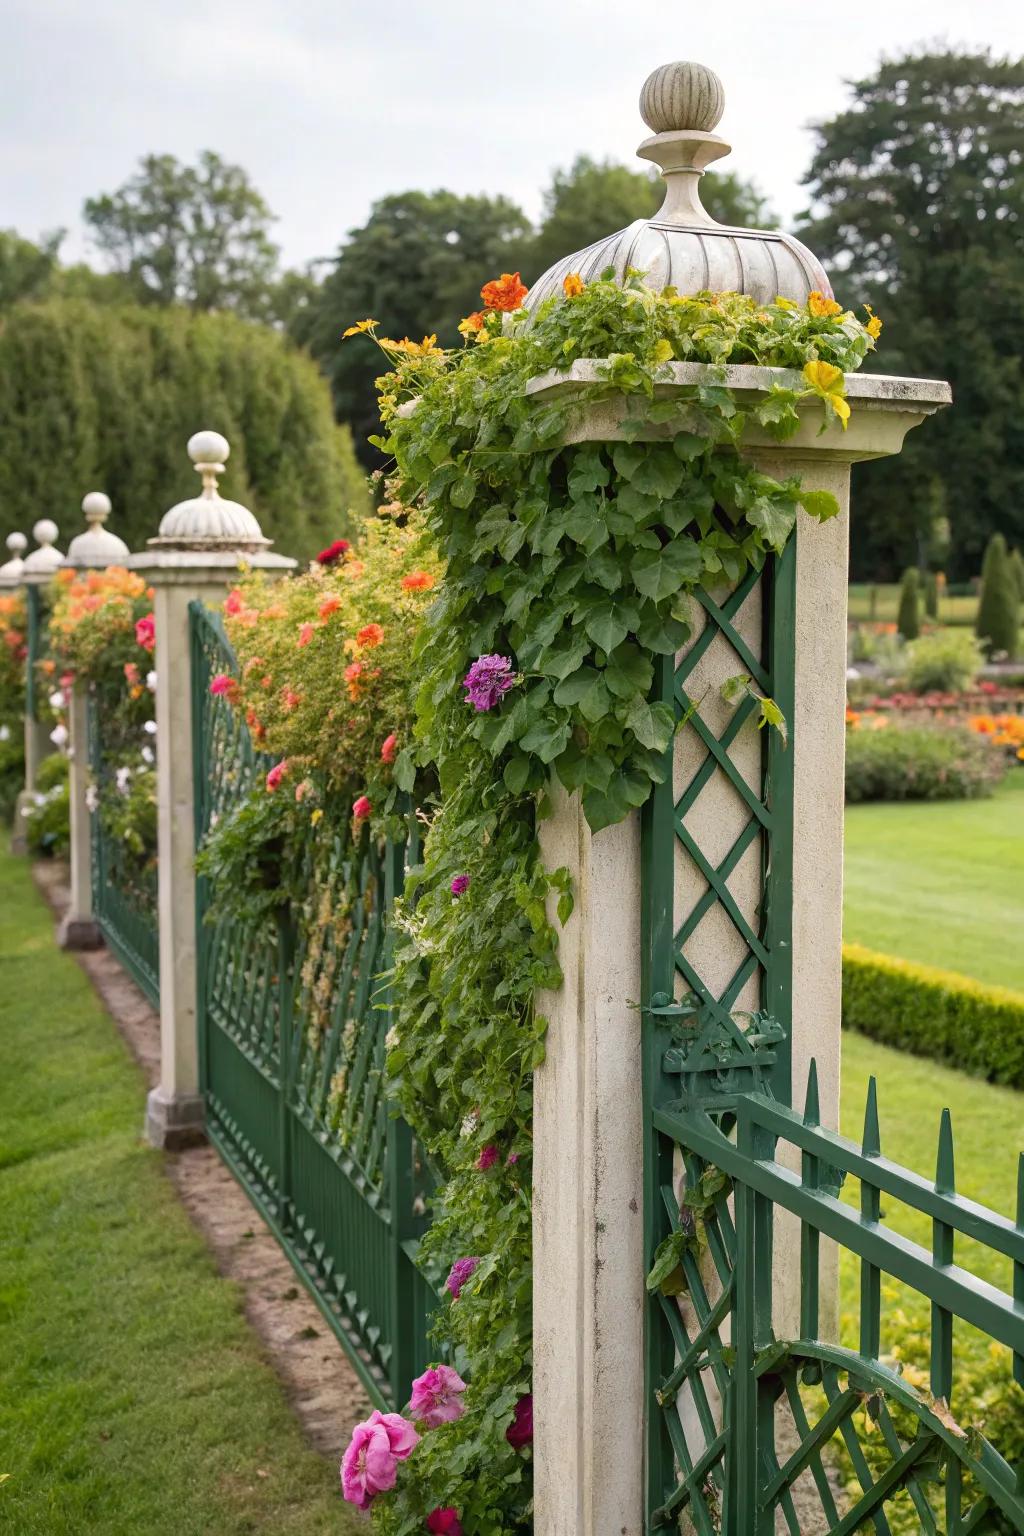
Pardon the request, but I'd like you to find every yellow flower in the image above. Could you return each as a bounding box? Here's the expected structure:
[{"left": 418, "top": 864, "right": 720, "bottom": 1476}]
[
  {"left": 774, "top": 296, "right": 798, "bottom": 310},
  {"left": 458, "top": 312, "right": 485, "bottom": 338},
  {"left": 864, "top": 305, "right": 883, "bottom": 339},
  {"left": 807, "top": 290, "right": 843, "bottom": 318},
  {"left": 802, "top": 359, "right": 851, "bottom": 428},
  {"left": 562, "top": 272, "right": 585, "bottom": 298},
  {"left": 382, "top": 334, "right": 443, "bottom": 358},
  {"left": 342, "top": 318, "right": 378, "bottom": 338}
]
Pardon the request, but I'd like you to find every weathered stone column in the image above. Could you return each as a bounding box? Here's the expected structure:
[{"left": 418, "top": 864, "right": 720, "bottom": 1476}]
[
  {"left": 528, "top": 60, "right": 951, "bottom": 1536},
  {"left": 128, "top": 432, "right": 294, "bottom": 1149},
  {"left": 58, "top": 492, "right": 131, "bottom": 949},
  {"left": 13, "top": 521, "right": 65, "bottom": 852}
]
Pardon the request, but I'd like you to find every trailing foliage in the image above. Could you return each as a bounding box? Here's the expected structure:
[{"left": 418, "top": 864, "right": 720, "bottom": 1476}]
[
  {"left": 844, "top": 721, "right": 1004, "bottom": 802},
  {"left": 22, "top": 751, "right": 70, "bottom": 858},
  {"left": 0, "top": 299, "right": 371, "bottom": 558},
  {"left": 0, "top": 590, "right": 26, "bottom": 813},
  {"left": 843, "top": 943, "right": 1024, "bottom": 1088}
]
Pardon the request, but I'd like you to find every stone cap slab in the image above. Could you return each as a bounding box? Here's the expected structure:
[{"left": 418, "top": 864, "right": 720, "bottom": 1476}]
[{"left": 127, "top": 548, "right": 296, "bottom": 586}]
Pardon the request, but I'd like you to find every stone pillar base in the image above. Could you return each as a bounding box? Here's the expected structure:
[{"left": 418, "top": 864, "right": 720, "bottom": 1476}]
[
  {"left": 58, "top": 914, "right": 104, "bottom": 950},
  {"left": 145, "top": 1086, "right": 205, "bottom": 1151}
]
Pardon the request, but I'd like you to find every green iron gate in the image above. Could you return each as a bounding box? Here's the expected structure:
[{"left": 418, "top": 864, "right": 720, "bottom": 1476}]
[
  {"left": 86, "top": 683, "right": 160, "bottom": 1006},
  {"left": 190, "top": 600, "right": 434, "bottom": 1408},
  {"left": 641, "top": 549, "right": 1024, "bottom": 1533}
]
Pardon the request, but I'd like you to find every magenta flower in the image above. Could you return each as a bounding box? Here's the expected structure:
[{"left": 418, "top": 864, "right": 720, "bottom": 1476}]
[
  {"left": 410, "top": 1364, "right": 468, "bottom": 1429},
  {"left": 463, "top": 654, "right": 516, "bottom": 712},
  {"left": 340, "top": 1410, "right": 419, "bottom": 1509},
  {"left": 506, "top": 1393, "right": 533, "bottom": 1448},
  {"left": 506, "top": 1150, "right": 520, "bottom": 1167},
  {"left": 450, "top": 874, "right": 470, "bottom": 898},
  {"left": 476, "top": 1144, "right": 499, "bottom": 1172},
  {"left": 265, "top": 759, "right": 288, "bottom": 793},
  {"left": 427, "top": 1510, "right": 464, "bottom": 1536},
  {"left": 445, "top": 1256, "right": 480, "bottom": 1300},
  {"left": 135, "top": 613, "right": 156, "bottom": 653},
  {"left": 209, "top": 672, "right": 235, "bottom": 697}
]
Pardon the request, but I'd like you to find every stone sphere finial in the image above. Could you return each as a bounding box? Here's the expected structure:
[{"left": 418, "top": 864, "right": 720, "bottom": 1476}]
[
  {"left": 639, "top": 61, "right": 725, "bottom": 135},
  {"left": 82, "top": 491, "right": 112, "bottom": 524},
  {"left": 22, "top": 517, "right": 64, "bottom": 579},
  {"left": 0, "top": 530, "right": 28, "bottom": 587},
  {"left": 188, "top": 430, "right": 230, "bottom": 497},
  {"left": 33, "top": 518, "right": 59, "bottom": 549},
  {"left": 6, "top": 531, "right": 27, "bottom": 557},
  {"left": 149, "top": 429, "right": 268, "bottom": 551}
]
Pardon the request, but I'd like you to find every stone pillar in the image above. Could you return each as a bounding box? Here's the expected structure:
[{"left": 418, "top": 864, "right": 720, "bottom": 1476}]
[
  {"left": 128, "top": 431, "right": 294, "bottom": 1149},
  {"left": 13, "top": 521, "right": 64, "bottom": 852},
  {"left": 59, "top": 492, "right": 130, "bottom": 949},
  {"left": 530, "top": 368, "right": 950, "bottom": 1535}
]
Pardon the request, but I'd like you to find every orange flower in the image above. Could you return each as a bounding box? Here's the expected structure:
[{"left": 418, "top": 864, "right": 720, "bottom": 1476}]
[
  {"left": 282, "top": 687, "right": 302, "bottom": 711},
  {"left": 458, "top": 312, "right": 486, "bottom": 338},
  {"left": 319, "top": 595, "right": 342, "bottom": 621},
  {"left": 356, "top": 622, "right": 385, "bottom": 648},
  {"left": 807, "top": 290, "right": 842, "bottom": 318},
  {"left": 401, "top": 571, "right": 435, "bottom": 592},
  {"left": 481, "top": 271, "right": 528, "bottom": 312},
  {"left": 260, "top": 602, "right": 286, "bottom": 621},
  {"left": 297, "top": 622, "right": 316, "bottom": 648},
  {"left": 563, "top": 272, "right": 585, "bottom": 298},
  {"left": 344, "top": 659, "right": 364, "bottom": 700}
]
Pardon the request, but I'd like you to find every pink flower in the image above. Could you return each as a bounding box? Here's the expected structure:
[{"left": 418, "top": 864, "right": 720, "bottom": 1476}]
[
  {"left": 209, "top": 673, "right": 234, "bottom": 696},
  {"left": 135, "top": 613, "right": 156, "bottom": 652},
  {"left": 266, "top": 760, "right": 288, "bottom": 792},
  {"left": 506, "top": 1393, "right": 533, "bottom": 1448},
  {"left": 225, "top": 587, "right": 245, "bottom": 616},
  {"left": 380, "top": 732, "right": 398, "bottom": 764},
  {"left": 506, "top": 1150, "right": 520, "bottom": 1166},
  {"left": 444, "top": 1257, "right": 480, "bottom": 1300},
  {"left": 410, "top": 1365, "right": 468, "bottom": 1429},
  {"left": 352, "top": 794, "right": 372, "bottom": 820},
  {"left": 427, "top": 1510, "right": 464, "bottom": 1535},
  {"left": 476, "top": 1144, "right": 499, "bottom": 1172},
  {"left": 450, "top": 874, "right": 470, "bottom": 898},
  {"left": 297, "top": 622, "right": 315, "bottom": 648},
  {"left": 340, "top": 1410, "right": 420, "bottom": 1509}
]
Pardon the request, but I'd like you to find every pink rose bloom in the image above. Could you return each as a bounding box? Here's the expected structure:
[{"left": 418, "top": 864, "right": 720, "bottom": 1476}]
[
  {"left": 135, "top": 613, "right": 155, "bottom": 652},
  {"left": 380, "top": 732, "right": 398, "bottom": 764},
  {"left": 265, "top": 760, "right": 288, "bottom": 792},
  {"left": 209, "top": 673, "right": 234, "bottom": 696},
  {"left": 352, "top": 794, "right": 372, "bottom": 820},
  {"left": 427, "top": 1510, "right": 464, "bottom": 1535},
  {"left": 340, "top": 1409, "right": 420, "bottom": 1509},
  {"left": 409, "top": 1364, "right": 468, "bottom": 1429},
  {"left": 506, "top": 1393, "right": 533, "bottom": 1448}
]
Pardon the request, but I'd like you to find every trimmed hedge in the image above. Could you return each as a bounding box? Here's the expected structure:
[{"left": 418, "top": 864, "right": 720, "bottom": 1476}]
[{"left": 842, "top": 943, "right": 1024, "bottom": 1088}]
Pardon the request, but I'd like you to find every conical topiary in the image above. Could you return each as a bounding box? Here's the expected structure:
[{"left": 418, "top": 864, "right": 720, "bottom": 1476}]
[
  {"left": 897, "top": 567, "right": 921, "bottom": 641},
  {"left": 975, "top": 533, "right": 1020, "bottom": 660},
  {"left": 1010, "top": 546, "right": 1024, "bottom": 603},
  {"left": 924, "top": 571, "right": 938, "bottom": 620}
]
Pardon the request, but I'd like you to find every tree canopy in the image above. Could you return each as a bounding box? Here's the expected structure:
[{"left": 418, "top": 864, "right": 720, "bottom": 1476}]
[
  {"left": 799, "top": 48, "right": 1024, "bottom": 580},
  {"left": 0, "top": 299, "right": 370, "bottom": 558}
]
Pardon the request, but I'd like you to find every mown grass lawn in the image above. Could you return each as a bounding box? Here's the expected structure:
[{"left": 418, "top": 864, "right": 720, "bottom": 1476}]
[
  {"left": 0, "top": 844, "right": 357, "bottom": 1536},
  {"left": 843, "top": 772, "right": 1024, "bottom": 992},
  {"left": 847, "top": 583, "right": 978, "bottom": 627}
]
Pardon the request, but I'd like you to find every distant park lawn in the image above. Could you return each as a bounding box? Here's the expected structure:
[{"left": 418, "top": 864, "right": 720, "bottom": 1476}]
[
  {"left": 843, "top": 772, "right": 1024, "bottom": 993},
  {"left": 0, "top": 843, "right": 356, "bottom": 1536},
  {"left": 847, "top": 582, "right": 978, "bottom": 627}
]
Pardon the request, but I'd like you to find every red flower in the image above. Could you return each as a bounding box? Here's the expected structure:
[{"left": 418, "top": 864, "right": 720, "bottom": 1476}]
[
  {"left": 317, "top": 539, "right": 350, "bottom": 566},
  {"left": 506, "top": 1393, "right": 533, "bottom": 1448},
  {"left": 476, "top": 1144, "right": 499, "bottom": 1171},
  {"left": 401, "top": 570, "right": 435, "bottom": 592},
  {"left": 266, "top": 760, "right": 288, "bottom": 792},
  {"left": 319, "top": 595, "right": 341, "bottom": 620},
  {"left": 380, "top": 733, "right": 398, "bottom": 764},
  {"left": 357, "top": 622, "right": 385, "bottom": 648},
  {"left": 481, "top": 271, "right": 528, "bottom": 312},
  {"left": 427, "top": 1510, "right": 463, "bottom": 1536},
  {"left": 225, "top": 587, "right": 245, "bottom": 616},
  {"left": 352, "top": 794, "right": 372, "bottom": 820},
  {"left": 297, "top": 622, "right": 316, "bottom": 648},
  {"left": 209, "top": 673, "right": 235, "bottom": 697},
  {"left": 135, "top": 613, "right": 156, "bottom": 652}
]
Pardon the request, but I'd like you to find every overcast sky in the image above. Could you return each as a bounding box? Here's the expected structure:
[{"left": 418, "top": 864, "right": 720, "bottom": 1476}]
[{"left": 2, "top": 0, "right": 1022, "bottom": 273}]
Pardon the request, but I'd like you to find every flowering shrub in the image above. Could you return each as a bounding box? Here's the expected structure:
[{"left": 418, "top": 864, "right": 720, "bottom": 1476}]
[
  {"left": 968, "top": 712, "right": 1024, "bottom": 760},
  {"left": 0, "top": 591, "right": 26, "bottom": 812},
  {"left": 900, "top": 629, "right": 983, "bottom": 694},
  {"left": 845, "top": 721, "right": 1004, "bottom": 802}
]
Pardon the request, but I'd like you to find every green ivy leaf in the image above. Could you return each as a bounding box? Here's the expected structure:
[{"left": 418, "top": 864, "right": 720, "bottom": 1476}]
[
  {"left": 799, "top": 488, "right": 841, "bottom": 522},
  {"left": 583, "top": 601, "right": 629, "bottom": 655},
  {"left": 567, "top": 446, "right": 610, "bottom": 498},
  {"left": 450, "top": 472, "right": 478, "bottom": 508},
  {"left": 631, "top": 537, "right": 702, "bottom": 602},
  {"left": 624, "top": 696, "right": 675, "bottom": 751}
]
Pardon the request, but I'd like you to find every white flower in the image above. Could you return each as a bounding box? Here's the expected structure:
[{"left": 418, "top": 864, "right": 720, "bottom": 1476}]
[
  {"left": 49, "top": 689, "right": 66, "bottom": 711},
  {"left": 146, "top": 671, "right": 157, "bottom": 691},
  {"left": 209, "top": 810, "right": 219, "bottom": 828},
  {"left": 460, "top": 1109, "right": 480, "bottom": 1140},
  {"left": 143, "top": 720, "right": 157, "bottom": 736},
  {"left": 140, "top": 745, "right": 154, "bottom": 765},
  {"left": 49, "top": 722, "right": 68, "bottom": 748},
  {"left": 85, "top": 784, "right": 99, "bottom": 814},
  {"left": 385, "top": 1027, "right": 399, "bottom": 1050},
  {"left": 115, "top": 765, "right": 133, "bottom": 794},
  {"left": 0, "top": 723, "right": 10, "bottom": 742},
  {"left": 846, "top": 666, "right": 861, "bottom": 681}
]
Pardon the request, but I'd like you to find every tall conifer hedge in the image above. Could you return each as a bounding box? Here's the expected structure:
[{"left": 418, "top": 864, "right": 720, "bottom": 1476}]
[{"left": 0, "top": 300, "right": 370, "bottom": 557}]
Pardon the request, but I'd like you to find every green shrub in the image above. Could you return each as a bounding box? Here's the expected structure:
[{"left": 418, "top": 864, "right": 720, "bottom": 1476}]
[
  {"left": 923, "top": 569, "right": 938, "bottom": 619},
  {"left": 1011, "top": 546, "right": 1024, "bottom": 602},
  {"left": 23, "top": 752, "right": 70, "bottom": 858},
  {"left": 975, "top": 532, "right": 1020, "bottom": 660},
  {"left": 901, "top": 628, "right": 982, "bottom": 693},
  {"left": 845, "top": 724, "right": 1003, "bottom": 802},
  {"left": 896, "top": 567, "right": 920, "bottom": 640},
  {"left": 843, "top": 943, "right": 1024, "bottom": 1087},
  {"left": 0, "top": 299, "right": 373, "bottom": 560}
]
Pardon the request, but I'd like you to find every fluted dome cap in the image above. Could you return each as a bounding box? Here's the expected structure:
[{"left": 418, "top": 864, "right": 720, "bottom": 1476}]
[
  {"left": 0, "top": 531, "right": 28, "bottom": 587},
  {"left": 22, "top": 519, "right": 64, "bottom": 581},
  {"left": 526, "top": 60, "right": 831, "bottom": 309},
  {"left": 64, "top": 491, "right": 131, "bottom": 568},
  {"left": 151, "top": 431, "right": 269, "bottom": 552}
]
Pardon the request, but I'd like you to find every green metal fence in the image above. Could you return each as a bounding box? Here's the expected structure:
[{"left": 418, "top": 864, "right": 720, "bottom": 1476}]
[
  {"left": 190, "top": 600, "right": 434, "bottom": 1409},
  {"left": 641, "top": 551, "right": 1024, "bottom": 1533},
  {"left": 86, "top": 684, "right": 160, "bottom": 1006}
]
